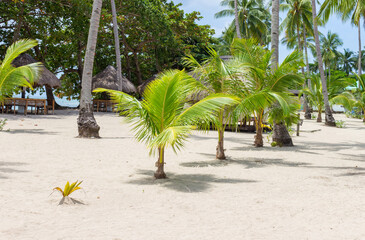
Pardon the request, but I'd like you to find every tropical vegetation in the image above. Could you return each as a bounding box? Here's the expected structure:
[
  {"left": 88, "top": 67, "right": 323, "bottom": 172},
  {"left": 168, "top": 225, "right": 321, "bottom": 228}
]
[{"left": 94, "top": 70, "right": 238, "bottom": 178}]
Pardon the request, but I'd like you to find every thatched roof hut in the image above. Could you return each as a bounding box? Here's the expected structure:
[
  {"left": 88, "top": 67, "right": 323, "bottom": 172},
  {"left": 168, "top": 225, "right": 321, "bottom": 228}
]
[
  {"left": 92, "top": 65, "right": 137, "bottom": 93},
  {"left": 12, "top": 53, "right": 61, "bottom": 88},
  {"left": 137, "top": 74, "right": 159, "bottom": 95}
]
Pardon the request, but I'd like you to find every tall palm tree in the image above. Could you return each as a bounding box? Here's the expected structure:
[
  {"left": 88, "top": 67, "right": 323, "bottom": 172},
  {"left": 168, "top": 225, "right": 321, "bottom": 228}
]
[
  {"left": 110, "top": 0, "right": 123, "bottom": 91},
  {"left": 183, "top": 48, "right": 236, "bottom": 159},
  {"left": 271, "top": 0, "right": 295, "bottom": 146},
  {"left": 311, "top": 0, "right": 336, "bottom": 126},
  {"left": 0, "top": 39, "right": 42, "bottom": 101},
  {"left": 234, "top": 0, "right": 242, "bottom": 39},
  {"left": 320, "top": 31, "right": 343, "bottom": 78},
  {"left": 340, "top": 49, "right": 356, "bottom": 75},
  {"left": 78, "top": 0, "right": 103, "bottom": 138},
  {"left": 280, "top": 0, "right": 313, "bottom": 119},
  {"left": 319, "top": 0, "right": 365, "bottom": 80},
  {"left": 215, "top": 0, "right": 270, "bottom": 43},
  {"left": 271, "top": 0, "right": 280, "bottom": 66},
  {"left": 231, "top": 39, "right": 304, "bottom": 147},
  {"left": 95, "top": 70, "right": 237, "bottom": 178}
]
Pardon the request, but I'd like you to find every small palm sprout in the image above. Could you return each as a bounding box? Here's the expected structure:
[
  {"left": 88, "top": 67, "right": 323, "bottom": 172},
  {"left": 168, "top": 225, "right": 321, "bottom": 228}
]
[{"left": 53, "top": 180, "right": 83, "bottom": 205}]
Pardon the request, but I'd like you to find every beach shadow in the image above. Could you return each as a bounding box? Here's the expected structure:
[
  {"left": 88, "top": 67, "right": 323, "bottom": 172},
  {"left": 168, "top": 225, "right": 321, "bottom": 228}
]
[
  {"left": 181, "top": 155, "right": 310, "bottom": 169},
  {"left": 338, "top": 153, "right": 365, "bottom": 162},
  {"left": 4, "top": 129, "right": 59, "bottom": 135},
  {"left": 0, "top": 161, "right": 28, "bottom": 179},
  {"left": 127, "top": 169, "right": 256, "bottom": 193},
  {"left": 100, "top": 136, "right": 133, "bottom": 140},
  {"left": 189, "top": 133, "right": 254, "bottom": 144},
  {"left": 230, "top": 144, "right": 321, "bottom": 155}
]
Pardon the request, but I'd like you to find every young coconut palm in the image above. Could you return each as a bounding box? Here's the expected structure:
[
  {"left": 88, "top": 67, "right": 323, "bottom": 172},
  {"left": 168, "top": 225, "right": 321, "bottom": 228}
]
[
  {"left": 0, "top": 39, "right": 41, "bottom": 101},
  {"left": 331, "top": 73, "right": 365, "bottom": 122},
  {"left": 300, "top": 75, "right": 324, "bottom": 122},
  {"left": 183, "top": 47, "right": 235, "bottom": 160},
  {"left": 231, "top": 38, "right": 304, "bottom": 147},
  {"left": 95, "top": 70, "right": 238, "bottom": 178}
]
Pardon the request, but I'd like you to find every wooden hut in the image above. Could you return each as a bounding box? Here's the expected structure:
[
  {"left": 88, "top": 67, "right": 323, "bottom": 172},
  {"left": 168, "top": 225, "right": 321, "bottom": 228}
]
[
  {"left": 12, "top": 53, "right": 61, "bottom": 88},
  {"left": 92, "top": 65, "right": 137, "bottom": 93}
]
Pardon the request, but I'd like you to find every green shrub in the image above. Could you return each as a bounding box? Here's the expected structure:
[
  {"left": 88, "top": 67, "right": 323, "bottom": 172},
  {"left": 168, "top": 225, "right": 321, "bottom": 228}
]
[
  {"left": 335, "top": 120, "right": 345, "bottom": 128},
  {"left": 0, "top": 119, "right": 7, "bottom": 131}
]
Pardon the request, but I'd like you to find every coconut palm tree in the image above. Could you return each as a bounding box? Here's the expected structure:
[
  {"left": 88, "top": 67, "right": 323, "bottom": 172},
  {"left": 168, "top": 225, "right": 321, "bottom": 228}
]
[
  {"left": 234, "top": 0, "right": 242, "bottom": 39},
  {"left": 311, "top": 0, "right": 336, "bottom": 126},
  {"left": 215, "top": 0, "right": 270, "bottom": 43},
  {"left": 332, "top": 73, "right": 365, "bottom": 121},
  {"left": 280, "top": 0, "right": 313, "bottom": 119},
  {"left": 183, "top": 48, "right": 235, "bottom": 159},
  {"left": 271, "top": 0, "right": 294, "bottom": 146},
  {"left": 110, "top": 0, "right": 123, "bottom": 91},
  {"left": 78, "top": 0, "right": 103, "bottom": 138},
  {"left": 231, "top": 38, "right": 304, "bottom": 147},
  {"left": 320, "top": 31, "right": 343, "bottom": 79},
  {"left": 0, "top": 39, "right": 42, "bottom": 101},
  {"left": 340, "top": 49, "right": 356, "bottom": 75},
  {"left": 319, "top": 0, "right": 365, "bottom": 79},
  {"left": 94, "top": 70, "right": 238, "bottom": 178},
  {"left": 271, "top": 0, "right": 280, "bottom": 66},
  {"left": 300, "top": 75, "right": 324, "bottom": 122}
]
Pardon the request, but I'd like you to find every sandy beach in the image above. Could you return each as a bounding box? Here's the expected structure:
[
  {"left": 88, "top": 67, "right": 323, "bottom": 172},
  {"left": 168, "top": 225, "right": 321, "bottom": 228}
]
[{"left": 0, "top": 110, "right": 364, "bottom": 240}]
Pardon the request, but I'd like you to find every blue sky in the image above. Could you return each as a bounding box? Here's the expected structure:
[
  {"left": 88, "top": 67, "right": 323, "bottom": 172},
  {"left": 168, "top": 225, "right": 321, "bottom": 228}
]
[{"left": 172, "top": 0, "right": 364, "bottom": 63}]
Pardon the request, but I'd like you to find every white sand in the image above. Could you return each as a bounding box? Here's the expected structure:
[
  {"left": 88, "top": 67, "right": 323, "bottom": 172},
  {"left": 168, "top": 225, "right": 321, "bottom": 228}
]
[{"left": 0, "top": 110, "right": 364, "bottom": 240}]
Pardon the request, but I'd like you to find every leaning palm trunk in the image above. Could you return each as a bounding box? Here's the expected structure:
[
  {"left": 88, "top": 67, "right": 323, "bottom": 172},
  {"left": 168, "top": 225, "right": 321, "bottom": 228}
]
[
  {"left": 78, "top": 0, "right": 102, "bottom": 138},
  {"left": 311, "top": 0, "right": 335, "bottom": 126},
  {"left": 234, "top": 0, "right": 242, "bottom": 39},
  {"left": 111, "top": 0, "right": 123, "bottom": 91}
]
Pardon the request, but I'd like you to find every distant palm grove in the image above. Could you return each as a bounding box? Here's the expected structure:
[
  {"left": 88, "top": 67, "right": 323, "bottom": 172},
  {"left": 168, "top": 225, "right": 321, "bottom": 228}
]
[{"left": 1, "top": 0, "right": 365, "bottom": 177}]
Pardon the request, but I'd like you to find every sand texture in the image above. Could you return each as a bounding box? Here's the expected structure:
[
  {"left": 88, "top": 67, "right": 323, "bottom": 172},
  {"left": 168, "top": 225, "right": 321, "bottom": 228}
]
[{"left": 0, "top": 110, "right": 364, "bottom": 240}]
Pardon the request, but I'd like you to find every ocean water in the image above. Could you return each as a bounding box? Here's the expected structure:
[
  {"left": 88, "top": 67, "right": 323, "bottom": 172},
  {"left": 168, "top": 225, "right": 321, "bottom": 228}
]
[{"left": 14, "top": 90, "right": 79, "bottom": 108}]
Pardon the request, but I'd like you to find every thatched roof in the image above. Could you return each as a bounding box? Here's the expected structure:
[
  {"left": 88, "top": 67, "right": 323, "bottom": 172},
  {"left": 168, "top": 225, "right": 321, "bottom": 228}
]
[
  {"left": 92, "top": 65, "right": 137, "bottom": 93},
  {"left": 137, "top": 74, "right": 159, "bottom": 95},
  {"left": 12, "top": 53, "right": 61, "bottom": 88}
]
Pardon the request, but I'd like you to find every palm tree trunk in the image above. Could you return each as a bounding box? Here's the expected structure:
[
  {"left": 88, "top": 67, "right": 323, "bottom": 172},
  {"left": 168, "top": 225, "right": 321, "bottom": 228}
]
[
  {"left": 111, "top": 0, "right": 123, "bottom": 92},
  {"left": 271, "top": 0, "right": 280, "bottom": 66},
  {"left": 303, "top": 27, "right": 312, "bottom": 119},
  {"left": 311, "top": 0, "right": 335, "bottom": 126},
  {"left": 272, "top": 122, "right": 293, "bottom": 146},
  {"left": 216, "top": 111, "right": 226, "bottom": 159},
  {"left": 77, "top": 0, "right": 102, "bottom": 138},
  {"left": 234, "top": 0, "right": 242, "bottom": 39},
  {"left": 358, "top": 23, "right": 362, "bottom": 89},
  {"left": 317, "top": 106, "right": 322, "bottom": 122},
  {"left": 254, "top": 113, "right": 264, "bottom": 147},
  {"left": 270, "top": 0, "right": 293, "bottom": 146},
  {"left": 297, "top": 23, "right": 310, "bottom": 118},
  {"left": 216, "top": 127, "right": 225, "bottom": 159},
  {"left": 155, "top": 147, "right": 166, "bottom": 179}
]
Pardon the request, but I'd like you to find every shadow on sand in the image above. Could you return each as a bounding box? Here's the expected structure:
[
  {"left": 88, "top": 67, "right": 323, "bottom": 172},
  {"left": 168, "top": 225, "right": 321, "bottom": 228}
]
[
  {"left": 0, "top": 161, "right": 28, "bottom": 179},
  {"left": 127, "top": 169, "right": 257, "bottom": 193},
  {"left": 3, "top": 129, "right": 59, "bottom": 135}
]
